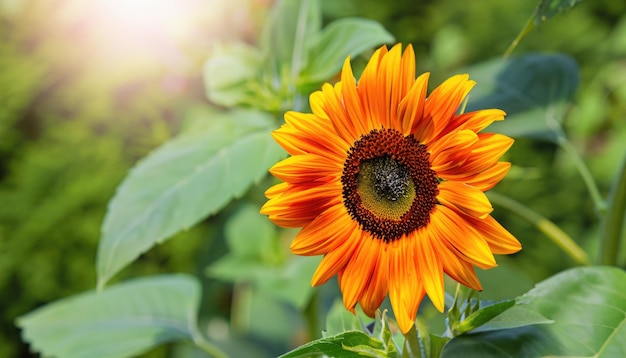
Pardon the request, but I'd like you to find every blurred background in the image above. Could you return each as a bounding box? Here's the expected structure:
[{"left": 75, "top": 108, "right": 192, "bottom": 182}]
[{"left": 1, "top": 0, "right": 625, "bottom": 356}]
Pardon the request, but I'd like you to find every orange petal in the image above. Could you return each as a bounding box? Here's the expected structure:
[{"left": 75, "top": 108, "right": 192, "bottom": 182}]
[
  {"left": 430, "top": 232, "right": 482, "bottom": 290},
  {"left": 277, "top": 111, "right": 348, "bottom": 160},
  {"left": 399, "top": 72, "right": 430, "bottom": 136},
  {"left": 377, "top": 43, "right": 403, "bottom": 128},
  {"left": 291, "top": 203, "right": 353, "bottom": 255},
  {"left": 466, "top": 215, "right": 522, "bottom": 255},
  {"left": 399, "top": 44, "right": 417, "bottom": 103},
  {"left": 463, "top": 162, "right": 511, "bottom": 191},
  {"left": 414, "top": 229, "right": 445, "bottom": 312},
  {"left": 438, "top": 133, "right": 514, "bottom": 179},
  {"left": 340, "top": 57, "right": 369, "bottom": 134},
  {"left": 428, "top": 130, "right": 478, "bottom": 173},
  {"left": 359, "top": 240, "right": 390, "bottom": 317},
  {"left": 264, "top": 182, "right": 288, "bottom": 199},
  {"left": 269, "top": 154, "right": 340, "bottom": 184},
  {"left": 358, "top": 45, "right": 388, "bottom": 129},
  {"left": 339, "top": 232, "right": 378, "bottom": 312},
  {"left": 311, "top": 227, "right": 362, "bottom": 286},
  {"left": 389, "top": 238, "right": 424, "bottom": 334},
  {"left": 311, "top": 83, "right": 359, "bottom": 144},
  {"left": 420, "top": 74, "right": 476, "bottom": 146},
  {"left": 260, "top": 181, "right": 342, "bottom": 227},
  {"left": 444, "top": 109, "right": 506, "bottom": 134},
  {"left": 430, "top": 206, "right": 497, "bottom": 269},
  {"left": 437, "top": 181, "right": 493, "bottom": 219}
]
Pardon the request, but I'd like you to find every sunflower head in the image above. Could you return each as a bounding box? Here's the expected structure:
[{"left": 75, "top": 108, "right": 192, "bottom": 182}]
[{"left": 261, "top": 44, "right": 521, "bottom": 334}]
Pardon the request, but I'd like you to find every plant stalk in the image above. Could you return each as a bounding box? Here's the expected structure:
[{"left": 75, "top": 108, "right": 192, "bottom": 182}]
[
  {"left": 557, "top": 138, "right": 607, "bottom": 215},
  {"left": 598, "top": 152, "right": 626, "bottom": 266}
]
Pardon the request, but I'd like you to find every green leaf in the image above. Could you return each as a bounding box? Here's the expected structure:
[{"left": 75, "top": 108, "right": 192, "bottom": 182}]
[
  {"left": 466, "top": 53, "right": 579, "bottom": 142},
  {"left": 533, "top": 0, "right": 582, "bottom": 25},
  {"left": 223, "top": 203, "right": 279, "bottom": 263},
  {"left": 442, "top": 266, "right": 626, "bottom": 357},
  {"left": 279, "top": 331, "right": 385, "bottom": 358},
  {"left": 17, "top": 275, "right": 204, "bottom": 358},
  {"left": 97, "top": 109, "right": 284, "bottom": 288},
  {"left": 209, "top": 254, "right": 320, "bottom": 309},
  {"left": 299, "top": 18, "right": 394, "bottom": 85},
  {"left": 203, "top": 42, "right": 264, "bottom": 108},
  {"left": 208, "top": 203, "right": 318, "bottom": 309},
  {"left": 452, "top": 300, "right": 515, "bottom": 335},
  {"left": 261, "top": 0, "right": 321, "bottom": 82},
  {"left": 441, "top": 326, "right": 554, "bottom": 358},
  {"left": 468, "top": 305, "right": 553, "bottom": 334}
]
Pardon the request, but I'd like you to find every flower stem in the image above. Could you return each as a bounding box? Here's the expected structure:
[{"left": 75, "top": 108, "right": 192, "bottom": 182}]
[
  {"left": 557, "top": 137, "right": 607, "bottom": 215},
  {"left": 487, "top": 191, "right": 591, "bottom": 266},
  {"left": 598, "top": 152, "right": 626, "bottom": 266},
  {"left": 304, "top": 290, "right": 320, "bottom": 340},
  {"left": 190, "top": 327, "right": 228, "bottom": 358}
]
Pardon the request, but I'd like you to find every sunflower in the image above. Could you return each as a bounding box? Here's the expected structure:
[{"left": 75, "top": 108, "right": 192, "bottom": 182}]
[{"left": 261, "top": 44, "right": 521, "bottom": 334}]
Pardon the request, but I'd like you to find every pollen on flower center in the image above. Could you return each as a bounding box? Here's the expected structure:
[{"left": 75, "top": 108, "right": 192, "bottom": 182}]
[
  {"left": 369, "top": 156, "right": 411, "bottom": 202},
  {"left": 342, "top": 128, "right": 439, "bottom": 242}
]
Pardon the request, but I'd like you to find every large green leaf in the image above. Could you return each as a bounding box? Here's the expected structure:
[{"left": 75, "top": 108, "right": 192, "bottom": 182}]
[
  {"left": 17, "top": 275, "right": 204, "bottom": 358},
  {"left": 466, "top": 53, "right": 579, "bottom": 142},
  {"left": 97, "top": 109, "right": 284, "bottom": 288},
  {"left": 279, "top": 331, "right": 387, "bottom": 358},
  {"left": 299, "top": 18, "right": 394, "bottom": 85},
  {"left": 207, "top": 204, "right": 320, "bottom": 308},
  {"left": 261, "top": 0, "right": 321, "bottom": 82},
  {"left": 203, "top": 42, "right": 264, "bottom": 108},
  {"left": 441, "top": 266, "right": 626, "bottom": 357}
]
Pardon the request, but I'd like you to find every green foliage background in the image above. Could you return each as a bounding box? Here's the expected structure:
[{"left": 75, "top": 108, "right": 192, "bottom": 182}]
[{"left": 1, "top": 0, "right": 625, "bottom": 356}]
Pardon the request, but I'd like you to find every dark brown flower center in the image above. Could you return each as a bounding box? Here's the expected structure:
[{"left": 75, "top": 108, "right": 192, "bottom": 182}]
[{"left": 341, "top": 128, "right": 439, "bottom": 242}]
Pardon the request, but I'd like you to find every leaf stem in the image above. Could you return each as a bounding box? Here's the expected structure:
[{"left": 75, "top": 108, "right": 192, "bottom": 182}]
[
  {"left": 598, "top": 152, "right": 626, "bottom": 266},
  {"left": 503, "top": 16, "right": 534, "bottom": 58},
  {"left": 487, "top": 191, "right": 591, "bottom": 266},
  {"left": 557, "top": 137, "right": 607, "bottom": 215}
]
